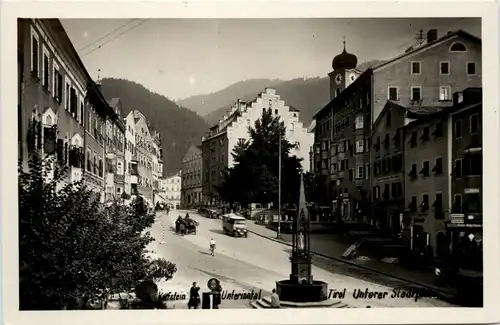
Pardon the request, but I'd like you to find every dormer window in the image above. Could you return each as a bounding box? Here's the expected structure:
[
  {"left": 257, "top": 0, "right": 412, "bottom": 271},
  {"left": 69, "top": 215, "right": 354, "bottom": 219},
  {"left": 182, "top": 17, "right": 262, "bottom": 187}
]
[{"left": 450, "top": 42, "right": 467, "bottom": 52}]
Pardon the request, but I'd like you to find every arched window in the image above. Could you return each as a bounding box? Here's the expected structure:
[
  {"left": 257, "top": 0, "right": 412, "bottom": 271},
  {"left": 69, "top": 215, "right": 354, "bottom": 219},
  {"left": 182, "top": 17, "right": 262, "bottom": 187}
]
[
  {"left": 450, "top": 42, "right": 467, "bottom": 52},
  {"left": 46, "top": 115, "right": 52, "bottom": 125},
  {"left": 336, "top": 88, "right": 341, "bottom": 97}
]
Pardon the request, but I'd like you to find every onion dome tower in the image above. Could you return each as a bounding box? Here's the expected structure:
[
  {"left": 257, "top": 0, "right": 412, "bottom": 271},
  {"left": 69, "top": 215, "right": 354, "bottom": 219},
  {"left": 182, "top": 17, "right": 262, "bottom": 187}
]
[
  {"left": 332, "top": 40, "right": 358, "bottom": 70},
  {"left": 329, "top": 39, "right": 359, "bottom": 100}
]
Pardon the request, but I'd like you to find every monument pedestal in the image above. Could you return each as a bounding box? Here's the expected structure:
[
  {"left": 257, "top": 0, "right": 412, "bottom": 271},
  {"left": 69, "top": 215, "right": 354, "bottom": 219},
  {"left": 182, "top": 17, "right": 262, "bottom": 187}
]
[{"left": 290, "top": 255, "right": 313, "bottom": 284}]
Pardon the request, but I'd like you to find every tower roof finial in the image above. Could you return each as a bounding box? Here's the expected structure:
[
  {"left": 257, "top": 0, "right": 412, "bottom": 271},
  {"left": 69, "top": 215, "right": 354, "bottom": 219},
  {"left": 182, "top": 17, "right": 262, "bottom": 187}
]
[{"left": 332, "top": 36, "right": 358, "bottom": 70}]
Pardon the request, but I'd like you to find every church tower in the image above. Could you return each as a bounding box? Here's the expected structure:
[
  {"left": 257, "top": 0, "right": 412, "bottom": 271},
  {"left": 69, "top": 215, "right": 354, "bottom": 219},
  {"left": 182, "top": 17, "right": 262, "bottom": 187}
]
[{"left": 328, "top": 39, "right": 359, "bottom": 101}]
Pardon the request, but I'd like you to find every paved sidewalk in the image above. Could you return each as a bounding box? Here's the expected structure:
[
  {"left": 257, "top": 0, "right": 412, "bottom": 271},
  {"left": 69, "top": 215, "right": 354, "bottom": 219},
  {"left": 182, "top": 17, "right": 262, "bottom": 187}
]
[{"left": 245, "top": 220, "right": 457, "bottom": 299}]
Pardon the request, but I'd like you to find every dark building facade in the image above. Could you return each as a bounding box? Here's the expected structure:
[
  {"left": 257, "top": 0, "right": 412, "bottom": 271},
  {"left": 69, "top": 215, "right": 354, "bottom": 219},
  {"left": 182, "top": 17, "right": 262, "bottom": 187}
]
[
  {"left": 402, "top": 87, "right": 481, "bottom": 257},
  {"left": 201, "top": 123, "right": 229, "bottom": 206},
  {"left": 181, "top": 144, "right": 203, "bottom": 208},
  {"left": 313, "top": 42, "right": 371, "bottom": 221},
  {"left": 448, "top": 88, "right": 482, "bottom": 255},
  {"left": 371, "top": 101, "right": 406, "bottom": 234},
  {"left": 402, "top": 106, "right": 450, "bottom": 256}
]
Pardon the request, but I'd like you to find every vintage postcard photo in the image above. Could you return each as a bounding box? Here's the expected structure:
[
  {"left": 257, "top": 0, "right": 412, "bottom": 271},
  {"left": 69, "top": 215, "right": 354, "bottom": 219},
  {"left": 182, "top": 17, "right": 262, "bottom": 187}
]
[{"left": 1, "top": 1, "right": 499, "bottom": 325}]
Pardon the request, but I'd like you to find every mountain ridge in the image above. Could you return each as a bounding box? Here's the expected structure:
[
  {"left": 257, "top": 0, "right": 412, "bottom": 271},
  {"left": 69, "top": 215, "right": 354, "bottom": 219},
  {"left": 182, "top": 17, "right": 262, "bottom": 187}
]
[
  {"left": 176, "top": 78, "right": 283, "bottom": 116},
  {"left": 185, "top": 60, "right": 386, "bottom": 126},
  {"left": 99, "top": 78, "right": 208, "bottom": 175}
]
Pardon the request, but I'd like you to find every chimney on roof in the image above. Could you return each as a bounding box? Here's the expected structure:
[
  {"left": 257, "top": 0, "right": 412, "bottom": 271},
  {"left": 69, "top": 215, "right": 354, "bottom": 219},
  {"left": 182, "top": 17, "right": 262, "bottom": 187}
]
[{"left": 427, "top": 29, "right": 438, "bottom": 43}]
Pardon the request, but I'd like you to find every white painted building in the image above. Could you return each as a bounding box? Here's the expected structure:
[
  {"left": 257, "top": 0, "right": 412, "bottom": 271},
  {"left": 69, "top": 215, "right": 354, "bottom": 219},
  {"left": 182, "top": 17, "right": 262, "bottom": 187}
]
[
  {"left": 225, "top": 88, "right": 314, "bottom": 171},
  {"left": 160, "top": 172, "right": 182, "bottom": 209},
  {"left": 124, "top": 112, "right": 138, "bottom": 196}
]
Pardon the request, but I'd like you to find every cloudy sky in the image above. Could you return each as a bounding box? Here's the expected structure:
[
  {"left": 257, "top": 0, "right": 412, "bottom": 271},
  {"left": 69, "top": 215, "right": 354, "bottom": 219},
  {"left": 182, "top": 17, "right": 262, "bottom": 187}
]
[{"left": 61, "top": 18, "right": 480, "bottom": 101}]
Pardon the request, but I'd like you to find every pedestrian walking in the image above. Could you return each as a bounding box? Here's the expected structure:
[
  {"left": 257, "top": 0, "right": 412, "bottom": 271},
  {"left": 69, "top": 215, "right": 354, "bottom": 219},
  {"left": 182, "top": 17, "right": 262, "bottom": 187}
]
[
  {"left": 209, "top": 238, "right": 216, "bottom": 256},
  {"left": 188, "top": 282, "right": 200, "bottom": 309},
  {"left": 270, "top": 289, "right": 280, "bottom": 308}
]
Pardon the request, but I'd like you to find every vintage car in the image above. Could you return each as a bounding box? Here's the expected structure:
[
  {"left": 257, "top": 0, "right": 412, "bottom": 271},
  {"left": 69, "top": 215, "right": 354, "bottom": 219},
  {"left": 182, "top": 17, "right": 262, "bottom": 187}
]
[{"left": 222, "top": 214, "right": 248, "bottom": 237}]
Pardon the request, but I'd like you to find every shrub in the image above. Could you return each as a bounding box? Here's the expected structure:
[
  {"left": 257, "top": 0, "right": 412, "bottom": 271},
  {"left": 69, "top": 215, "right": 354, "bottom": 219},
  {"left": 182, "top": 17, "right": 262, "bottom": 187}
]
[{"left": 18, "top": 157, "right": 176, "bottom": 310}]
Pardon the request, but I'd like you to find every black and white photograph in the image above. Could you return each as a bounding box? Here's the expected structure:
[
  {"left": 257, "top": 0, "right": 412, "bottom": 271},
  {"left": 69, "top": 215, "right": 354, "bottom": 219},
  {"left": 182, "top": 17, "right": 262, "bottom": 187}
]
[{"left": 2, "top": 1, "right": 499, "bottom": 325}]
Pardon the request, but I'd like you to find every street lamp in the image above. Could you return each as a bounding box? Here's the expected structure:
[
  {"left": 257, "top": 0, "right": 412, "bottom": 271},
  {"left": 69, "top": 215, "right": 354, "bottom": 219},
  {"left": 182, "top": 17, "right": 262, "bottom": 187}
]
[{"left": 277, "top": 133, "right": 282, "bottom": 240}]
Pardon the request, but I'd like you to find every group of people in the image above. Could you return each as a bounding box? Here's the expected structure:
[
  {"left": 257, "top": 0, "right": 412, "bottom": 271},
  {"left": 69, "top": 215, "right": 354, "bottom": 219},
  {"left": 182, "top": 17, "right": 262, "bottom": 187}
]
[{"left": 175, "top": 213, "right": 198, "bottom": 235}]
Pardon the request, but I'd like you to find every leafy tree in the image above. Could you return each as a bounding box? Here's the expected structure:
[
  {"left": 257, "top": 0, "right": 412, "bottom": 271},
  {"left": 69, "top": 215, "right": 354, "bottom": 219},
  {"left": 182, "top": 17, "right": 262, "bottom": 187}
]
[
  {"left": 18, "top": 157, "right": 176, "bottom": 310},
  {"left": 217, "top": 109, "right": 302, "bottom": 207}
]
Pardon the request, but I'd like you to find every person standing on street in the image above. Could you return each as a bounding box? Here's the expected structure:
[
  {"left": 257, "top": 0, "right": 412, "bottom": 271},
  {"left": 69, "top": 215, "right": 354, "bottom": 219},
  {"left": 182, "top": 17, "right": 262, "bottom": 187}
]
[
  {"left": 209, "top": 238, "right": 216, "bottom": 256},
  {"left": 270, "top": 289, "right": 280, "bottom": 308},
  {"left": 188, "top": 282, "right": 200, "bottom": 309}
]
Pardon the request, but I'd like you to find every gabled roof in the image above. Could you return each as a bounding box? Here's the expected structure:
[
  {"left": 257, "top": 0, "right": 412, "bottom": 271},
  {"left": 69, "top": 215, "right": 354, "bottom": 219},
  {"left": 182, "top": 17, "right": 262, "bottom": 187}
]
[
  {"left": 373, "top": 100, "right": 407, "bottom": 127},
  {"left": 181, "top": 143, "right": 202, "bottom": 162},
  {"left": 373, "top": 30, "right": 481, "bottom": 72},
  {"left": 108, "top": 98, "right": 120, "bottom": 108}
]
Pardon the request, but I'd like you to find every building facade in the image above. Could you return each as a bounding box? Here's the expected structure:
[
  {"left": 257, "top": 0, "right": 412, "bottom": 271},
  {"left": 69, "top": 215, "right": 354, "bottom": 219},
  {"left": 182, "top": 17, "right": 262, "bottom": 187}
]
[
  {"left": 448, "top": 88, "right": 482, "bottom": 256},
  {"left": 181, "top": 144, "right": 203, "bottom": 209},
  {"left": 313, "top": 60, "right": 372, "bottom": 221},
  {"left": 124, "top": 110, "right": 162, "bottom": 204},
  {"left": 105, "top": 98, "right": 126, "bottom": 201},
  {"left": 18, "top": 19, "right": 115, "bottom": 201},
  {"left": 313, "top": 29, "right": 482, "bottom": 225},
  {"left": 402, "top": 87, "right": 481, "bottom": 257},
  {"left": 124, "top": 112, "right": 138, "bottom": 196},
  {"left": 372, "top": 29, "right": 482, "bottom": 124},
  {"left": 150, "top": 129, "right": 163, "bottom": 200},
  {"left": 202, "top": 88, "right": 314, "bottom": 205},
  {"left": 371, "top": 101, "right": 406, "bottom": 234},
  {"left": 161, "top": 172, "right": 182, "bottom": 210},
  {"left": 402, "top": 106, "right": 450, "bottom": 256}
]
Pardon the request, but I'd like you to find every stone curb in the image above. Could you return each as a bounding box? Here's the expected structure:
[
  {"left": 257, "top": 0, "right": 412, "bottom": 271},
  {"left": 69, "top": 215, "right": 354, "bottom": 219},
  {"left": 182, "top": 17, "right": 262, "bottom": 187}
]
[{"left": 246, "top": 227, "right": 457, "bottom": 303}]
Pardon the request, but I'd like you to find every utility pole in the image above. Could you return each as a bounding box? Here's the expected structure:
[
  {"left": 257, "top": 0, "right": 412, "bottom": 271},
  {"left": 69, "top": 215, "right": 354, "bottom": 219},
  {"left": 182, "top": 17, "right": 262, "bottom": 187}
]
[{"left": 277, "top": 132, "right": 282, "bottom": 240}]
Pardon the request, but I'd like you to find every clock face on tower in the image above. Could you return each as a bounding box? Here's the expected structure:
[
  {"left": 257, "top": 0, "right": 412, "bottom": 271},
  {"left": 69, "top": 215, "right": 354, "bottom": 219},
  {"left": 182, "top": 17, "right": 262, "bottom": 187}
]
[
  {"left": 349, "top": 73, "right": 356, "bottom": 82},
  {"left": 335, "top": 73, "right": 343, "bottom": 85}
]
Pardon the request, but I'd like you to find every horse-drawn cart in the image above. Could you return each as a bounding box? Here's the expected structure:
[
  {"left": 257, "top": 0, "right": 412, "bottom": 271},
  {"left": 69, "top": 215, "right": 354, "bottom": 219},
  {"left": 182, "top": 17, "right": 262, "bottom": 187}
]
[{"left": 175, "top": 215, "right": 199, "bottom": 235}]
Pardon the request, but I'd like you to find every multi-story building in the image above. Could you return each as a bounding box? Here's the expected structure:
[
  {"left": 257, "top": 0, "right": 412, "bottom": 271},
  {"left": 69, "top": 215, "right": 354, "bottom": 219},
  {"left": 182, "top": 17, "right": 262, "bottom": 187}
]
[
  {"left": 180, "top": 144, "right": 203, "bottom": 209},
  {"left": 313, "top": 29, "right": 481, "bottom": 222},
  {"left": 104, "top": 98, "right": 126, "bottom": 200},
  {"left": 402, "top": 87, "right": 481, "bottom": 257},
  {"left": 161, "top": 172, "right": 182, "bottom": 210},
  {"left": 448, "top": 88, "right": 482, "bottom": 255},
  {"left": 402, "top": 105, "right": 450, "bottom": 256},
  {"left": 18, "top": 19, "right": 115, "bottom": 201},
  {"left": 313, "top": 51, "right": 371, "bottom": 220},
  {"left": 124, "top": 110, "right": 162, "bottom": 204},
  {"left": 371, "top": 101, "right": 406, "bottom": 234},
  {"left": 84, "top": 81, "right": 114, "bottom": 200},
  {"left": 202, "top": 88, "right": 314, "bottom": 205},
  {"left": 124, "top": 112, "right": 138, "bottom": 196},
  {"left": 150, "top": 129, "right": 163, "bottom": 197}
]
